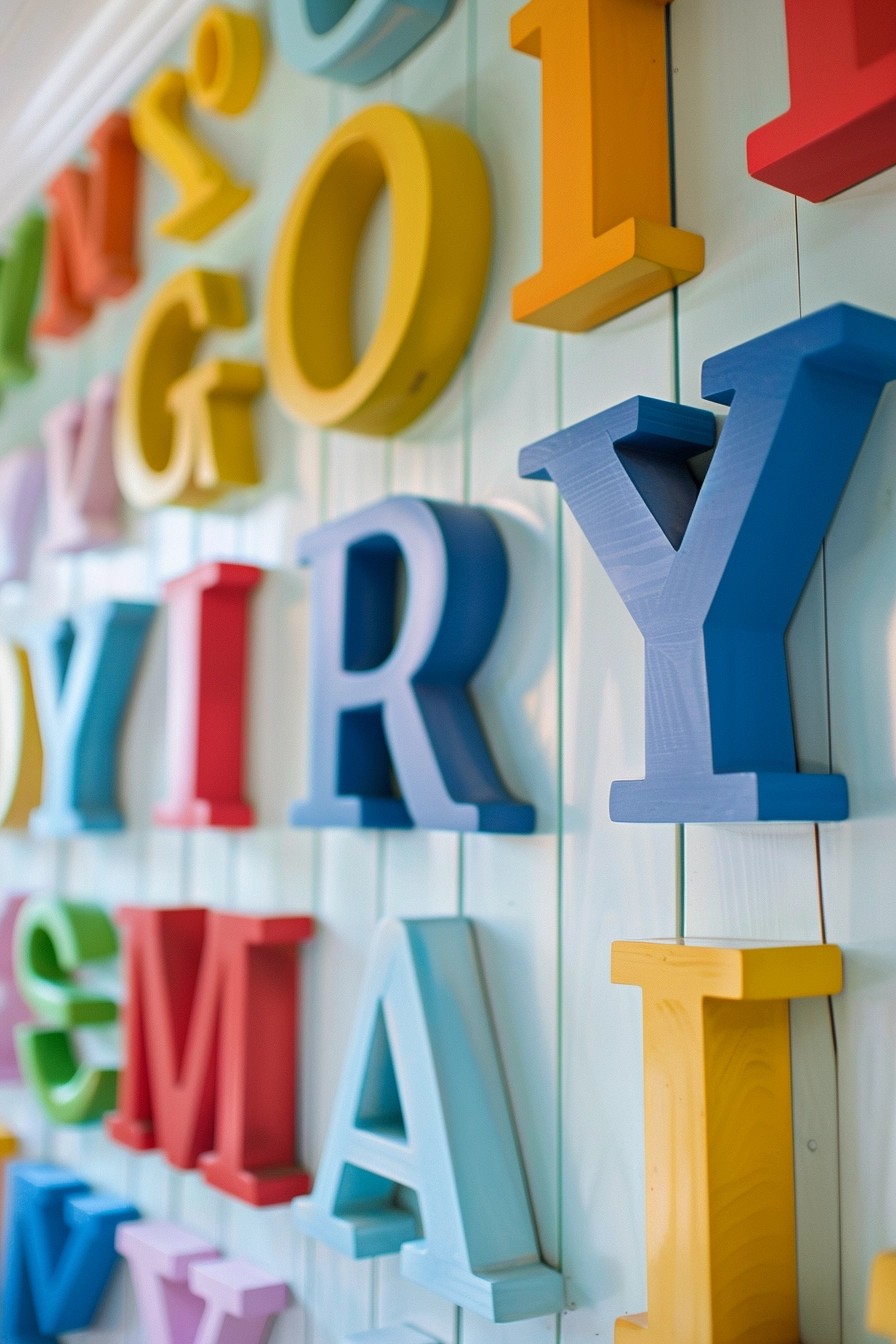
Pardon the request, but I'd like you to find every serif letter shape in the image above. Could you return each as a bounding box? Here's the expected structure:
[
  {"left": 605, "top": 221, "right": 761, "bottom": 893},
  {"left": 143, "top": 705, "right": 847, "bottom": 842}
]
[
  {"left": 520, "top": 303, "right": 896, "bottom": 822},
  {"left": 14, "top": 897, "right": 119, "bottom": 1124},
  {"left": 106, "top": 906, "right": 314, "bottom": 1206},
  {"left": 155, "top": 561, "right": 261, "bottom": 828},
  {"left": 294, "top": 917, "right": 563, "bottom": 1322},
  {"left": 0, "top": 1161, "right": 137, "bottom": 1344},
  {"left": 43, "top": 373, "right": 124, "bottom": 552},
  {"left": 510, "top": 0, "right": 703, "bottom": 331},
  {"left": 117, "top": 1220, "right": 289, "bottom": 1344},
  {"left": 292, "top": 496, "right": 534, "bottom": 833},
  {"left": 612, "top": 939, "right": 842, "bottom": 1344},
  {"left": 34, "top": 111, "right": 140, "bottom": 338},
  {"left": 747, "top": 0, "right": 896, "bottom": 202},
  {"left": 28, "top": 600, "right": 156, "bottom": 836}
]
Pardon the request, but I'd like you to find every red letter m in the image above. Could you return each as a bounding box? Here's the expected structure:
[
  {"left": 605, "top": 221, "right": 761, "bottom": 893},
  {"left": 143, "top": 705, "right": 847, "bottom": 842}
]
[{"left": 106, "top": 907, "right": 313, "bottom": 1206}]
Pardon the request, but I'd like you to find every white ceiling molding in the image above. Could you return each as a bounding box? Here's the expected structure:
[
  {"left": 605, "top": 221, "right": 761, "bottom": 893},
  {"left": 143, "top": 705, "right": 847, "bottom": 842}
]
[{"left": 0, "top": 0, "right": 208, "bottom": 236}]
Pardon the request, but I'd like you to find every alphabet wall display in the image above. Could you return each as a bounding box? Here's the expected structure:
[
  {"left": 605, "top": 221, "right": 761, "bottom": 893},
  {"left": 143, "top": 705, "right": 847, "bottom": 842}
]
[
  {"left": 510, "top": 0, "right": 704, "bottom": 331},
  {"left": 28, "top": 600, "right": 156, "bottom": 837},
  {"left": 1, "top": 1162, "right": 137, "bottom": 1344},
  {"left": 0, "top": 213, "right": 45, "bottom": 398},
  {"left": 14, "top": 897, "right": 119, "bottom": 1125},
  {"left": 117, "top": 1220, "right": 289, "bottom": 1344},
  {"left": 293, "top": 495, "right": 535, "bottom": 833},
  {"left": 106, "top": 906, "right": 314, "bottom": 1206},
  {"left": 520, "top": 303, "right": 896, "bottom": 822},
  {"left": 266, "top": 103, "right": 491, "bottom": 435},
  {"left": 0, "top": 640, "right": 43, "bottom": 829},
  {"left": 43, "top": 372, "right": 123, "bottom": 552},
  {"left": 115, "top": 268, "right": 262, "bottom": 508},
  {"left": 271, "top": 0, "right": 454, "bottom": 86},
  {"left": 155, "top": 561, "right": 261, "bottom": 829},
  {"left": 132, "top": 6, "right": 264, "bottom": 242},
  {"left": 612, "top": 939, "right": 843, "bottom": 1344},
  {"left": 33, "top": 111, "right": 140, "bottom": 339},
  {"left": 0, "top": 894, "right": 30, "bottom": 1080},
  {"left": 294, "top": 917, "right": 564, "bottom": 1322},
  {"left": 747, "top": 0, "right": 896, "bottom": 201}
]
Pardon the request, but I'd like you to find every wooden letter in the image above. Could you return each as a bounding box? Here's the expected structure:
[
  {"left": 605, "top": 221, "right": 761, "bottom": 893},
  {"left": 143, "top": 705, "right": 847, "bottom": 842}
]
[
  {"left": 116, "top": 268, "right": 261, "bottom": 508},
  {"left": 28, "top": 601, "right": 155, "bottom": 836},
  {"left": 868, "top": 1252, "right": 896, "bottom": 1340},
  {"left": 294, "top": 918, "right": 563, "bottom": 1322},
  {"left": 187, "top": 6, "right": 265, "bottom": 115},
  {"left": 747, "top": 0, "right": 896, "bottom": 202},
  {"left": 117, "top": 1221, "right": 289, "bottom": 1344},
  {"left": 0, "top": 446, "right": 44, "bottom": 585},
  {"left": 33, "top": 112, "right": 140, "bottom": 339},
  {"left": 43, "top": 373, "right": 123, "bottom": 552},
  {"left": 106, "top": 907, "right": 314, "bottom": 1206},
  {"left": 510, "top": 0, "right": 704, "bottom": 331},
  {"left": 520, "top": 303, "right": 896, "bottom": 822},
  {"left": 1, "top": 1162, "right": 137, "bottom": 1344},
  {"left": 293, "top": 496, "right": 534, "bottom": 833},
  {"left": 0, "top": 213, "right": 45, "bottom": 396},
  {"left": 133, "top": 68, "right": 252, "bottom": 242},
  {"left": 155, "top": 561, "right": 261, "bottom": 829},
  {"left": 271, "top": 0, "right": 453, "bottom": 85},
  {"left": 14, "top": 897, "right": 119, "bottom": 1124},
  {"left": 0, "top": 641, "right": 43, "bottom": 829},
  {"left": 266, "top": 104, "right": 491, "bottom": 435},
  {"left": 612, "top": 939, "right": 843, "bottom": 1344},
  {"left": 0, "top": 896, "right": 30, "bottom": 1079}
]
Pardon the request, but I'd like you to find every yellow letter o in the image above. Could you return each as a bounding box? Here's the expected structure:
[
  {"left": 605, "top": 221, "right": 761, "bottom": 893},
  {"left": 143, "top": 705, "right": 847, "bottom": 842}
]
[{"left": 265, "top": 103, "right": 492, "bottom": 437}]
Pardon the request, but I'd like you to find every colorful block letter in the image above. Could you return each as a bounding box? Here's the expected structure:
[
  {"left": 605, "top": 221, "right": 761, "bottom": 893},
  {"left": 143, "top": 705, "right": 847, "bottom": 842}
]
[
  {"left": 747, "top": 0, "right": 896, "bottom": 202},
  {"left": 0, "top": 446, "right": 44, "bottom": 583},
  {"left": 0, "top": 1126, "right": 18, "bottom": 1226},
  {"left": 14, "top": 897, "right": 119, "bottom": 1124},
  {"left": 868, "top": 1251, "right": 896, "bottom": 1340},
  {"left": 1, "top": 1162, "right": 137, "bottom": 1344},
  {"left": 33, "top": 111, "right": 140, "bottom": 339},
  {"left": 510, "top": 0, "right": 703, "bottom": 331},
  {"left": 28, "top": 600, "right": 155, "bottom": 836},
  {"left": 266, "top": 104, "right": 491, "bottom": 435},
  {"left": 520, "top": 303, "right": 896, "bottom": 821},
  {"left": 43, "top": 373, "right": 123, "bottom": 552},
  {"left": 106, "top": 906, "right": 314, "bottom": 1206},
  {"left": 0, "top": 895, "right": 30, "bottom": 1080},
  {"left": 271, "top": 0, "right": 453, "bottom": 85},
  {"left": 612, "top": 939, "right": 842, "bottom": 1344},
  {"left": 118, "top": 1221, "right": 289, "bottom": 1344},
  {"left": 187, "top": 5, "right": 266, "bottom": 115},
  {"left": 292, "top": 496, "right": 534, "bottom": 833},
  {"left": 0, "top": 640, "right": 43, "bottom": 828},
  {"left": 116, "top": 268, "right": 261, "bottom": 508},
  {"left": 132, "top": 68, "right": 252, "bottom": 241},
  {"left": 155, "top": 561, "right": 261, "bottom": 828},
  {"left": 294, "top": 918, "right": 563, "bottom": 1322},
  {"left": 0, "top": 212, "right": 45, "bottom": 394}
]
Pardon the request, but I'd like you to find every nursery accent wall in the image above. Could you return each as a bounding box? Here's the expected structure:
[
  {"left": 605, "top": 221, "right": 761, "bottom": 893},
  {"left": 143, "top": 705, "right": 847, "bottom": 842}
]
[{"left": 0, "top": 2, "right": 894, "bottom": 1344}]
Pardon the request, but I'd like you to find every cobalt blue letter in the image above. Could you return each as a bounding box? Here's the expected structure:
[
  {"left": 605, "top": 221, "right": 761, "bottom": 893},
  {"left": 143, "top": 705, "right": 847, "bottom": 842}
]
[
  {"left": 294, "top": 918, "right": 563, "bottom": 1321},
  {"left": 520, "top": 303, "right": 896, "bottom": 822},
  {"left": 271, "top": 0, "right": 454, "bottom": 85},
  {"left": 28, "top": 600, "right": 156, "bottom": 836},
  {"left": 1, "top": 1162, "right": 137, "bottom": 1343},
  {"left": 292, "top": 495, "right": 534, "bottom": 833}
]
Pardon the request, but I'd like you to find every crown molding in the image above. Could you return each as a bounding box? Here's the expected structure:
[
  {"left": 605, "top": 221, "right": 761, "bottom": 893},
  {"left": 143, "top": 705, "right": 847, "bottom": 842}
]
[{"left": 0, "top": 0, "right": 207, "bottom": 236}]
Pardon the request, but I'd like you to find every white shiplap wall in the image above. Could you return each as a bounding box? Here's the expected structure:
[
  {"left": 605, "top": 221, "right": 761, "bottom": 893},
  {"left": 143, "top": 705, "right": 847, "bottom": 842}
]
[{"left": 0, "top": 2, "right": 894, "bottom": 1344}]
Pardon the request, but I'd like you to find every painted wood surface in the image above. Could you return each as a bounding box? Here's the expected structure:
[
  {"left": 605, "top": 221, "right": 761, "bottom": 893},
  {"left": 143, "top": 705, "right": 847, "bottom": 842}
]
[{"left": 0, "top": 3, "right": 895, "bottom": 1344}]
